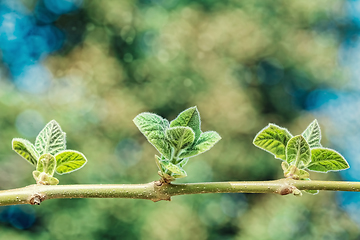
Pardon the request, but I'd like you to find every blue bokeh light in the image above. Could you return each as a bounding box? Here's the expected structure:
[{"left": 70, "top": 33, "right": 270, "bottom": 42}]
[
  {"left": 44, "top": 0, "right": 82, "bottom": 15},
  {"left": 306, "top": 0, "right": 360, "bottom": 224},
  {"left": 0, "top": 206, "right": 36, "bottom": 230},
  {"left": 0, "top": 0, "right": 82, "bottom": 93}
]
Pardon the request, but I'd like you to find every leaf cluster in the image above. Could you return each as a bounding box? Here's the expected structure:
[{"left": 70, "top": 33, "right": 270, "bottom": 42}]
[
  {"left": 133, "top": 107, "right": 221, "bottom": 182},
  {"left": 253, "top": 120, "right": 349, "bottom": 194},
  {"left": 12, "top": 120, "right": 87, "bottom": 185}
]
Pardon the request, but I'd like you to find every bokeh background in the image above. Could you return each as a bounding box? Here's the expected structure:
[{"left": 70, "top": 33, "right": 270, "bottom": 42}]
[{"left": 0, "top": 0, "right": 360, "bottom": 239}]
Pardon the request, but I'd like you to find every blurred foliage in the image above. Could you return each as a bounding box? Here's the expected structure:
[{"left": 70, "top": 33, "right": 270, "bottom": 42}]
[{"left": 0, "top": 0, "right": 359, "bottom": 239}]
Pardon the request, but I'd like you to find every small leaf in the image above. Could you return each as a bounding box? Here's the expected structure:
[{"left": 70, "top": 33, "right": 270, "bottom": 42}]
[
  {"left": 307, "top": 148, "right": 349, "bottom": 172},
  {"left": 35, "top": 120, "right": 66, "bottom": 156},
  {"left": 302, "top": 119, "right": 322, "bottom": 148},
  {"left": 170, "top": 106, "right": 201, "bottom": 142},
  {"left": 160, "top": 160, "right": 187, "bottom": 178},
  {"left": 178, "top": 158, "right": 189, "bottom": 168},
  {"left": 166, "top": 127, "right": 195, "bottom": 151},
  {"left": 33, "top": 171, "right": 59, "bottom": 185},
  {"left": 298, "top": 169, "right": 310, "bottom": 179},
  {"left": 304, "top": 189, "right": 319, "bottom": 195},
  {"left": 55, "top": 150, "right": 87, "bottom": 174},
  {"left": 47, "top": 176, "right": 60, "bottom": 185},
  {"left": 37, "top": 154, "right": 56, "bottom": 176},
  {"left": 133, "top": 113, "right": 172, "bottom": 159},
  {"left": 253, "top": 124, "right": 293, "bottom": 161},
  {"left": 286, "top": 135, "right": 311, "bottom": 167},
  {"left": 33, "top": 170, "right": 41, "bottom": 180},
  {"left": 283, "top": 165, "right": 309, "bottom": 179},
  {"left": 12, "top": 138, "right": 39, "bottom": 165},
  {"left": 281, "top": 161, "right": 289, "bottom": 172},
  {"left": 155, "top": 155, "right": 166, "bottom": 173},
  {"left": 180, "top": 131, "right": 221, "bottom": 158}
]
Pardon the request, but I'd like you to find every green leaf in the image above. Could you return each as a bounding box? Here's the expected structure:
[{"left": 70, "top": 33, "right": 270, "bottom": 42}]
[
  {"left": 302, "top": 119, "right": 322, "bottom": 148},
  {"left": 286, "top": 135, "right": 311, "bottom": 167},
  {"left": 180, "top": 131, "right": 221, "bottom": 158},
  {"left": 37, "top": 153, "right": 56, "bottom": 176},
  {"left": 33, "top": 171, "right": 59, "bottom": 185},
  {"left": 35, "top": 120, "right": 66, "bottom": 156},
  {"left": 304, "top": 189, "right": 319, "bottom": 195},
  {"left": 55, "top": 150, "right": 87, "bottom": 174},
  {"left": 33, "top": 170, "right": 41, "bottom": 179},
  {"left": 170, "top": 106, "right": 201, "bottom": 142},
  {"left": 307, "top": 148, "right": 349, "bottom": 172},
  {"left": 155, "top": 155, "right": 166, "bottom": 173},
  {"left": 283, "top": 165, "right": 309, "bottom": 179},
  {"left": 47, "top": 176, "right": 60, "bottom": 185},
  {"left": 166, "top": 127, "right": 195, "bottom": 151},
  {"left": 160, "top": 160, "right": 187, "bottom": 178},
  {"left": 133, "top": 113, "right": 172, "bottom": 159},
  {"left": 178, "top": 158, "right": 189, "bottom": 168},
  {"left": 297, "top": 169, "right": 310, "bottom": 179},
  {"left": 12, "top": 138, "right": 39, "bottom": 165},
  {"left": 253, "top": 124, "right": 293, "bottom": 161}
]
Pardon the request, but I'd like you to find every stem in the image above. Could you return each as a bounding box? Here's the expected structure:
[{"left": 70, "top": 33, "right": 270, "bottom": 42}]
[{"left": 2, "top": 179, "right": 360, "bottom": 206}]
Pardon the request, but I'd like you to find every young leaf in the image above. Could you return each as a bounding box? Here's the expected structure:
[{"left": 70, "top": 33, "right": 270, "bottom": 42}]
[
  {"left": 302, "top": 119, "right": 322, "bottom": 148},
  {"left": 155, "top": 155, "right": 166, "bottom": 173},
  {"left": 283, "top": 165, "right": 309, "bottom": 179},
  {"left": 166, "top": 127, "right": 195, "bottom": 151},
  {"left": 286, "top": 135, "right": 311, "bottom": 167},
  {"left": 179, "top": 131, "right": 221, "bottom": 158},
  {"left": 160, "top": 160, "right": 187, "bottom": 178},
  {"left": 253, "top": 124, "right": 293, "bottom": 161},
  {"left": 55, "top": 150, "right": 87, "bottom": 174},
  {"left": 33, "top": 171, "right": 59, "bottom": 185},
  {"left": 47, "top": 176, "right": 60, "bottom": 185},
  {"left": 12, "top": 138, "right": 39, "bottom": 165},
  {"left": 170, "top": 106, "right": 201, "bottom": 142},
  {"left": 133, "top": 113, "right": 172, "bottom": 159},
  {"left": 304, "top": 189, "right": 319, "bottom": 195},
  {"left": 35, "top": 120, "right": 66, "bottom": 156},
  {"left": 307, "top": 148, "right": 349, "bottom": 172},
  {"left": 178, "top": 158, "right": 189, "bottom": 168},
  {"left": 37, "top": 153, "right": 56, "bottom": 176}
]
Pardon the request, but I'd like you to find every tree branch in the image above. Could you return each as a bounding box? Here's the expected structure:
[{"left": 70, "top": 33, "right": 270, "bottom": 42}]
[{"left": 1, "top": 179, "right": 360, "bottom": 206}]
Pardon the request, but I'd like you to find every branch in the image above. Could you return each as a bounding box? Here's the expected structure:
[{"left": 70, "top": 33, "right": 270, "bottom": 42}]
[{"left": 1, "top": 179, "right": 360, "bottom": 206}]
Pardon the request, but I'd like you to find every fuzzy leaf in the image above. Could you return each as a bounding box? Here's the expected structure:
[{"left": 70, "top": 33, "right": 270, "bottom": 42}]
[
  {"left": 55, "top": 150, "right": 87, "bottom": 174},
  {"left": 170, "top": 107, "right": 201, "bottom": 142},
  {"left": 37, "top": 153, "right": 56, "bottom": 176},
  {"left": 161, "top": 160, "right": 187, "bottom": 178},
  {"left": 133, "top": 113, "right": 172, "bottom": 159},
  {"left": 166, "top": 127, "right": 195, "bottom": 151},
  {"left": 35, "top": 120, "right": 66, "bottom": 156},
  {"left": 155, "top": 155, "right": 166, "bottom": 173},
  {"left": 302, "top": 119, "right": 322, "bottom": 148},
  {"left": 180, "top": 131, "right": 221, "bottom": 158},
  {"left": 47, "top": 176, "right": 60, "bottom": 185},
  {"left": 33, "top": 171, "right": 59, "bottom": 185},
  {"left": 307, "top": 148, "right": 349, "bottom": 172},
  {"left": 253, "top": 124, "right": 293, "bottom": 161},
  {"left": 286, "top": 135, "right": 311, "bottom": 167},
  {"left": 12, "top": 138, "right": 39, "bottom": 165},
  {"left": 179, "top": 158, "right": 189, "bottom": 168}
]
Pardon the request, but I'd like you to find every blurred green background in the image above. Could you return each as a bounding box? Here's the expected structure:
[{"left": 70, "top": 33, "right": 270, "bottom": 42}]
[{"left": 1, "top": 0, "right": 360, "bottom": 239}]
